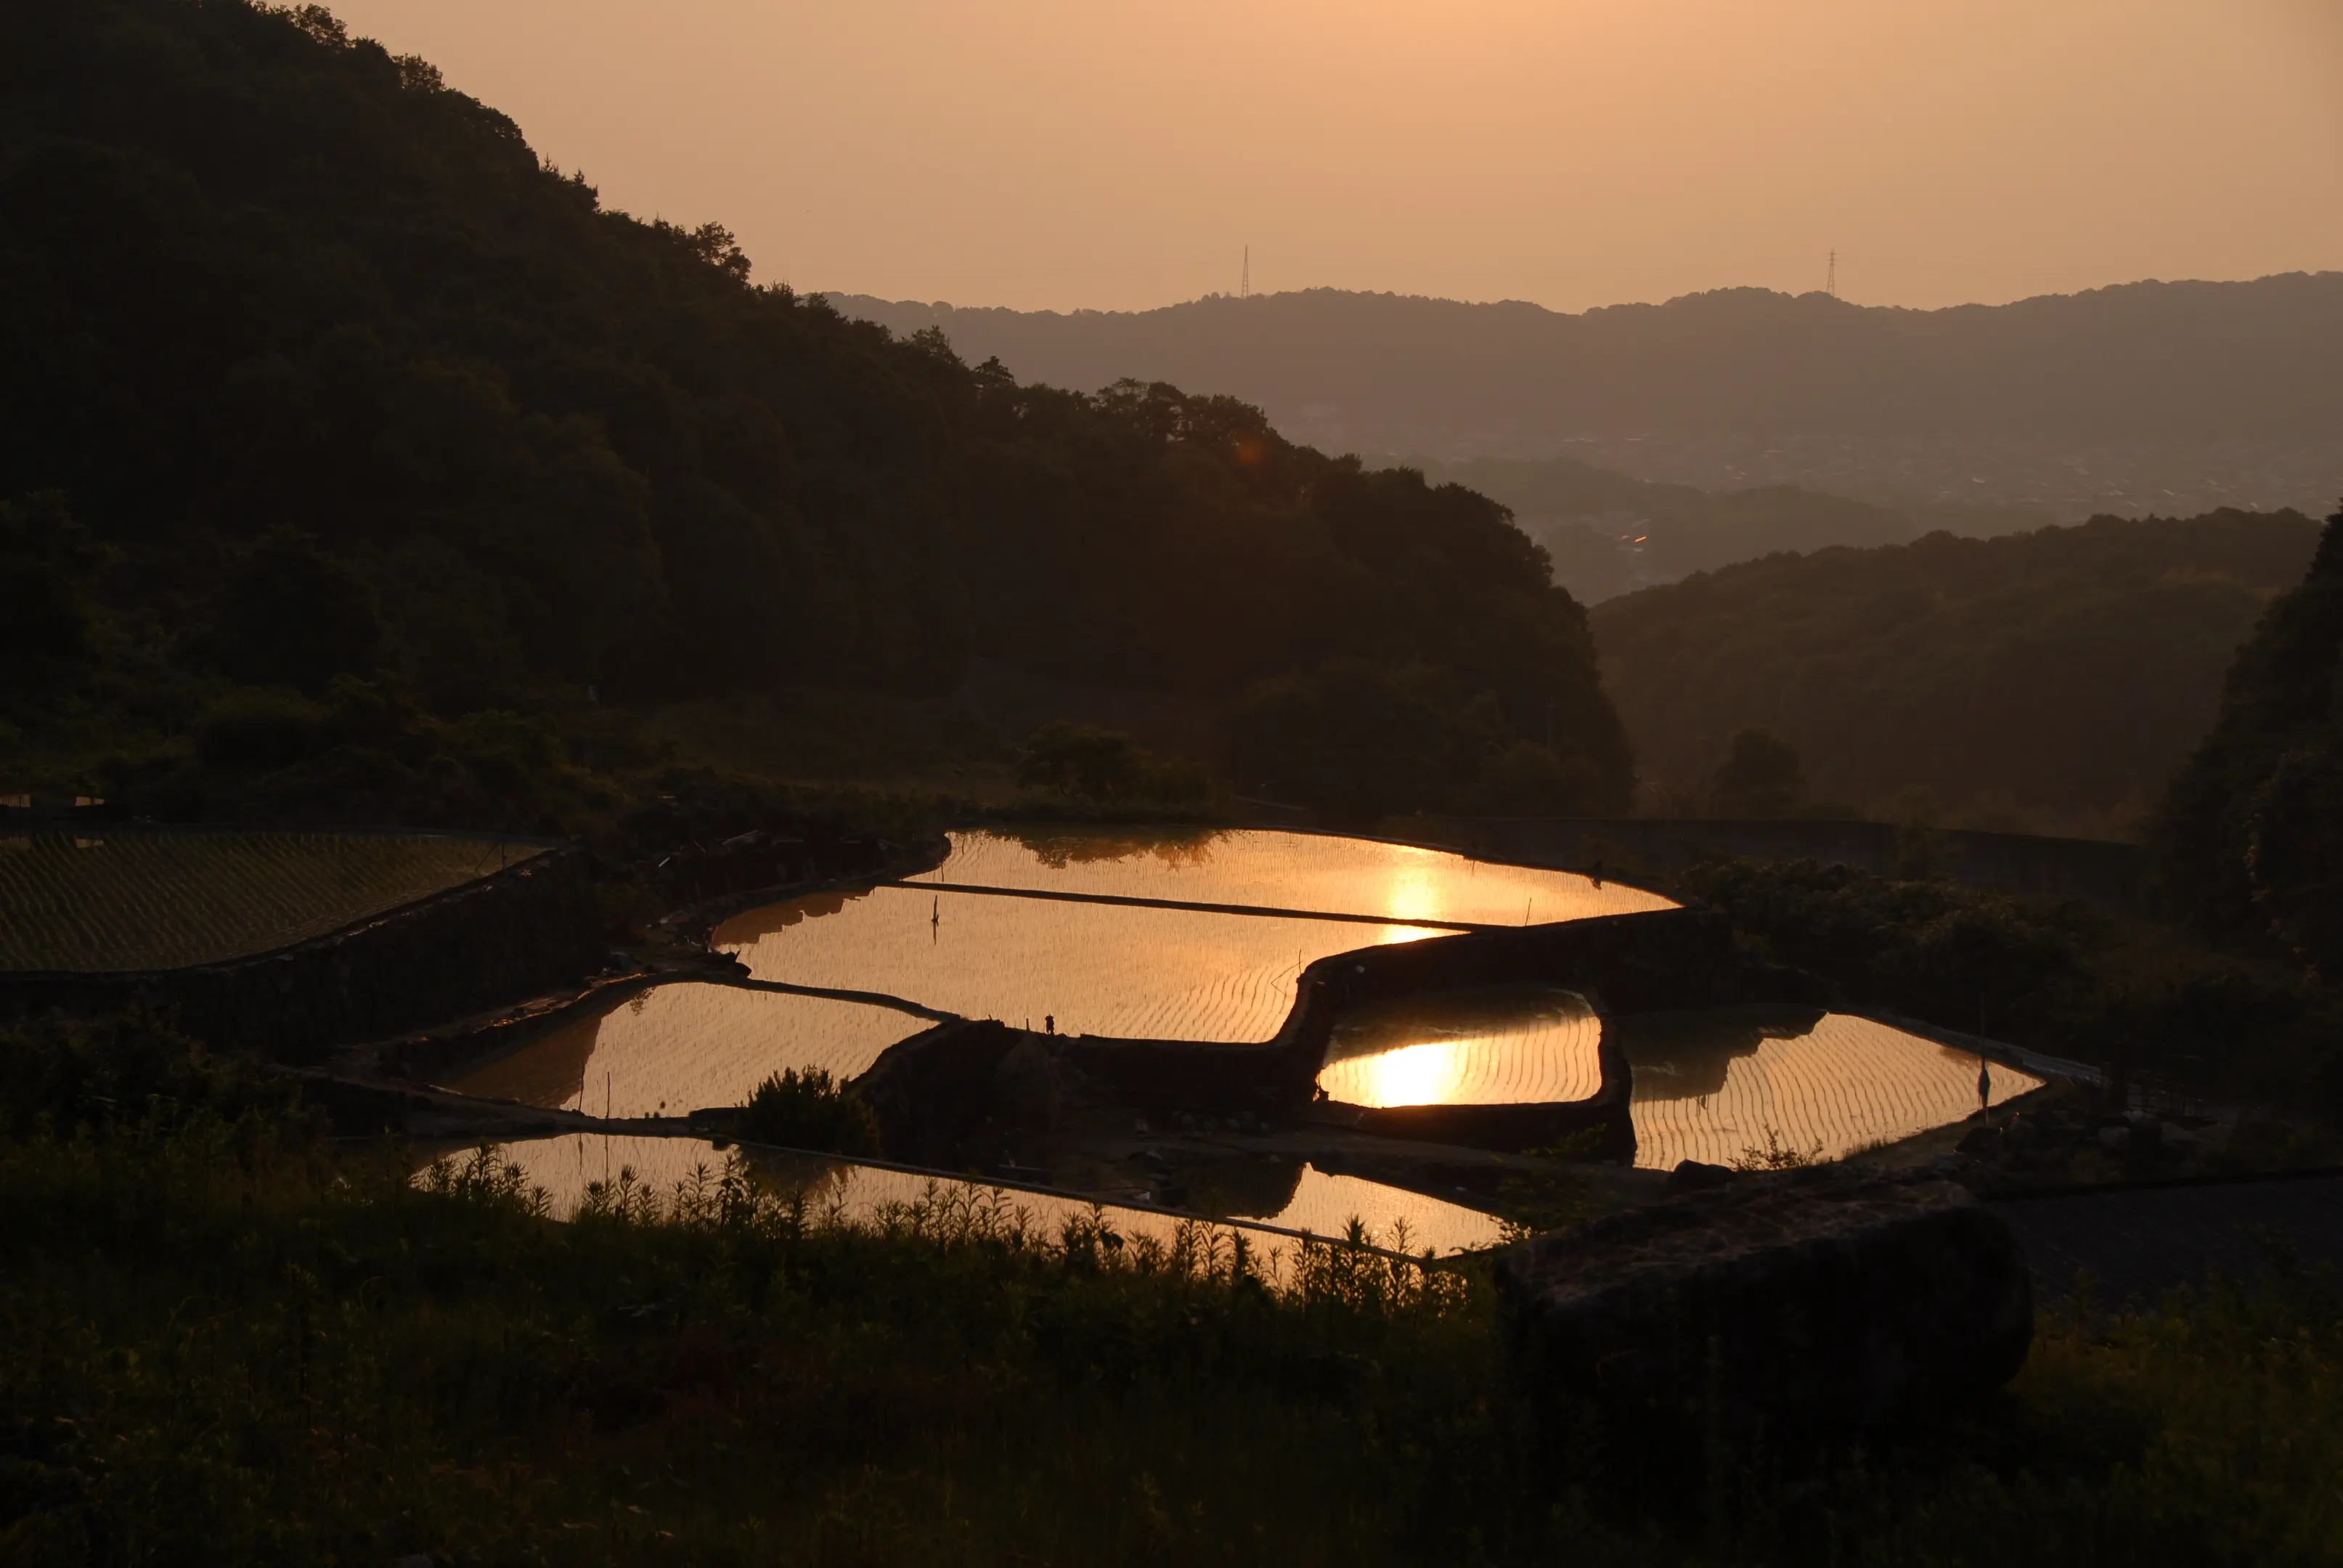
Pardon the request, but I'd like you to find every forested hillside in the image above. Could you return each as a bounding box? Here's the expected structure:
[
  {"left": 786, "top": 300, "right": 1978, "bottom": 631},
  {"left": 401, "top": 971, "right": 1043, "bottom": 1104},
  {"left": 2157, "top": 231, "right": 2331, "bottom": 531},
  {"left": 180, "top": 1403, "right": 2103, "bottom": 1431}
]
[
  {"left": 1425, "top": 455, "right": 2045, "bottom": 602},
  {"left": 0, "top": 0, "right": 1627, "bottom": 824},
  {"left": 2155, "top": 508, "right": 2343, "bottom": 976},
  {"left": 1590, "top": 510, "right": 2325, "bottom": 829}
]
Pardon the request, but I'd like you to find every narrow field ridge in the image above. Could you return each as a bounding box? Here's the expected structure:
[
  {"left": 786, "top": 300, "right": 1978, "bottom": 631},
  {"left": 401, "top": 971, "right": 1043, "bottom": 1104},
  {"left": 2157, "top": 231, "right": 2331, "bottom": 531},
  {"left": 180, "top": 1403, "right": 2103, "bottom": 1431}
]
[{"left": 877, "top": 878, "right": 1494, "bottom": 931}]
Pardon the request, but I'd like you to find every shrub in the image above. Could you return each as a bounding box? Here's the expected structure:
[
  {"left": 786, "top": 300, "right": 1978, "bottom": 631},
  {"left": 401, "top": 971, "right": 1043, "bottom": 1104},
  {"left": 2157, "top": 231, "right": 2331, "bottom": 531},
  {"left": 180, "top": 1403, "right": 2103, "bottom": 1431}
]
[
  {"left": 736, "top": 1066, "right": 882, "bottom": 1155},
  {"left": 1712, "top": 727, "right": 1806, "bottom": 817},
  {"left": 1014, "top": 722, "right": 1210, "bottom": 804}
]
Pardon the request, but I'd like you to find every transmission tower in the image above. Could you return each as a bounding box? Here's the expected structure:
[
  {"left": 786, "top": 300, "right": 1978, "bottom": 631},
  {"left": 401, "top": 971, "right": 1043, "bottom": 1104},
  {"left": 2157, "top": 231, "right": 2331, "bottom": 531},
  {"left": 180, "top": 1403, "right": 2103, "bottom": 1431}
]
[
  {"left": 1826, "top": 249, "right": 1837, "bottom": 299},
  {"left": 1242, "top": 245, "right": 1250, "bottom": 299}
]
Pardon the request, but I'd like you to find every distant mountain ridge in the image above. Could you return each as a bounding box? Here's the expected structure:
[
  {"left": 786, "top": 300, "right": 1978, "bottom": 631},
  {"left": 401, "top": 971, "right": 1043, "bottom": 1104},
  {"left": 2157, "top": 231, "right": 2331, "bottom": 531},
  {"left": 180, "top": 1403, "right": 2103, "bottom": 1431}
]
[{"left": 830, "top": 279, "right": 2343, "bottom": 518}]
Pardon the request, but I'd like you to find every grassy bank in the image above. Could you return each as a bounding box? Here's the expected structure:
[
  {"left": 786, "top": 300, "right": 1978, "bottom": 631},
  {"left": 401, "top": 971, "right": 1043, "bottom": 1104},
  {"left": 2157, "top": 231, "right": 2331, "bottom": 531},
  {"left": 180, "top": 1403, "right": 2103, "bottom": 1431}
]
[{"left": 4, "top": 1023, "right": 2343, "bottom": 1564}]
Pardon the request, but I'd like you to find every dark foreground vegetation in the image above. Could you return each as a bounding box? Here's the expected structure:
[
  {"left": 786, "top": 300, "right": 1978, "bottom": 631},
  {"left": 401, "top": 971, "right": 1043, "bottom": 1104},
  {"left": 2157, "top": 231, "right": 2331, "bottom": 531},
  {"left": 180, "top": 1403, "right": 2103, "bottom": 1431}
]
[
  {"left": 4, "top": 1016, "right": 2342, "bottom": 1566},
  {"left": 1592, "top": 508, "right": 2323, "bottom": 830},
  {"left": 0, "top": 0, "right": 1625, "bottom": 830}
]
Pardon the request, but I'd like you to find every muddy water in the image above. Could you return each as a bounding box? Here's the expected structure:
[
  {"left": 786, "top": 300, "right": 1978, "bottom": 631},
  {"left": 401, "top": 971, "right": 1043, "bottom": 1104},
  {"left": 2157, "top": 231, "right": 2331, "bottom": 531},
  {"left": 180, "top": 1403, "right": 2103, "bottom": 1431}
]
[
  {"left": 1620, "top": 1011, "right": 2042, "bottom": 1169},
  {"left": 422, "top": 1134, "right": 1508, "bottom": 1257},
  {"left": 906, "top": 827, "right": 1674, "bottom": 926},
  {"left": 1316, "top": 986, "right": 1604, "bottom": 1107},
  {"left": 446, "top": 982, "right": 928, "bottom": 1119},
  {"left": 717, "top": 886, "right": 1448, "bottom": 1042}
]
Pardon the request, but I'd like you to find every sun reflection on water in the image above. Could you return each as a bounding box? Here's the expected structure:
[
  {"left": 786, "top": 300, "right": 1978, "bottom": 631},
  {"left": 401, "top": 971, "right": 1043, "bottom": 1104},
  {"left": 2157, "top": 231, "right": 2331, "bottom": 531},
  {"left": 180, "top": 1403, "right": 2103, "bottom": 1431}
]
[
  {"left": 1317, "top": 987, "right": 1605, "bottom": 1107},
  {"left": 1337, "top": 1040, "right": 1468, "bottom": 1107}
]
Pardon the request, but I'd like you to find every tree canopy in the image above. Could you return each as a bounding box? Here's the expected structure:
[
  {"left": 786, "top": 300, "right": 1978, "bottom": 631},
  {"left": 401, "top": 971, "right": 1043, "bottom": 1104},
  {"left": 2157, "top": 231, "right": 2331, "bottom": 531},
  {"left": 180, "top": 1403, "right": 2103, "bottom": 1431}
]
[{"left": 2153, "top": 507, "right": 2343, "bottom": 976}]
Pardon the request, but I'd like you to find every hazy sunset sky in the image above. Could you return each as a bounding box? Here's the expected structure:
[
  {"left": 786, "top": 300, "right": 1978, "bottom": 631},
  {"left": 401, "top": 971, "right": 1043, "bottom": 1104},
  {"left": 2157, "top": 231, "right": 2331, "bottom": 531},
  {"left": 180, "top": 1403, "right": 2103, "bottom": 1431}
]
[{"left": 330, "top": 0, "right": 2343, "bottom": 314}]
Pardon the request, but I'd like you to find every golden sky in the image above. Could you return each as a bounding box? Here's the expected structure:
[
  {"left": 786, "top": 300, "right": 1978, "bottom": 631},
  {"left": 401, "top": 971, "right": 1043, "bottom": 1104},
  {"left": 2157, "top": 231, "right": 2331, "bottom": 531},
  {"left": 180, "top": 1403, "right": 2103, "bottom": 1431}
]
[{"left": 330, "top": 0, "right": 2343, "bottom": 313}]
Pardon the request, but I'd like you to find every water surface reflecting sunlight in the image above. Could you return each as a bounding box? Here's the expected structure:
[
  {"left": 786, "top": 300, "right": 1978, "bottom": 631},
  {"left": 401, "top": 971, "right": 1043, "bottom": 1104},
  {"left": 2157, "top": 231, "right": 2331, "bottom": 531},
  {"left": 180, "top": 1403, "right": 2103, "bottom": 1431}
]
[
  {"left": 1308, "top": 993, "right": 2045, "bottom": 1167},
  {"left": 1621, "top": 1012, "right": 2042, "bottom": 1169},
  {"left": 446, "top": 982, "right": 926, "bottom": 1118},
  {"left": 1316, "top": 986, "right": 1602, "bottom": 1107},
  {"left": 907, "top": 828, "right": 1674, "bottom": 927},
  {"left": 419, "top": 1135, "right": 1506, "bottom": 1258},
  {"left": 718, "top": 886, "right": 1445, "bottom": 1042}
]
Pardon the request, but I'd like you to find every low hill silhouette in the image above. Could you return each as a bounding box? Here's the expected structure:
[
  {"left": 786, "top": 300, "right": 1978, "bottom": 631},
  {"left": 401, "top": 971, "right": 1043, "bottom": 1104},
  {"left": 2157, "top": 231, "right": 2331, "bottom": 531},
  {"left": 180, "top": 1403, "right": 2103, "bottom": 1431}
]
[{"left": 1589, "top": 510, "right": 2326, "bottom": 829}]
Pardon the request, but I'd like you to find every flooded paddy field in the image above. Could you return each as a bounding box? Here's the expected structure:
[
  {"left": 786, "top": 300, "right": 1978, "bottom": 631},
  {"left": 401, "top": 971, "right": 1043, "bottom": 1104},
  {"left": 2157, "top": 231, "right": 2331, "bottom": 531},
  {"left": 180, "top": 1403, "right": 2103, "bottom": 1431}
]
[
  {"left": 717, "top": 885, "right": 1448, "bottom": 1042},
  {"left": 717, "top": 827, "right": 1666, "bottom": 1042},
  {"left": 447, "top": 982, "right": 929, "bottom": 1119},
  {"left": 1313, "top": 992, "right": 2042, "bottom": 1167},
  {"left": 1622, "top": 1011, "right": 2042, "bottom": 1169},
  {"left": 906, "top": 827, "right": 1674, "bottom": 926},
  {"left": 1317, "top": 986, "right": 1604, "bottom": 1108},
  {"left": 0, "top": 826, "right": 542, "bottom": 972},
  {"left": 419, "top": 825, "right": 2042, "bottom": 1214},
  {"left": 424, "top": 1133, "right": 1509, "bottom": 1258}
]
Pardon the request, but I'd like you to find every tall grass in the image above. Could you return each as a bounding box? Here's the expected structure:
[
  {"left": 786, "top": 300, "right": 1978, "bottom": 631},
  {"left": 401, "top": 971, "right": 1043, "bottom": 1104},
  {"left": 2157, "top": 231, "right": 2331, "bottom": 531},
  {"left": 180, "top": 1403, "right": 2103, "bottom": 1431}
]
[{"left": 4, "top": 1093, "right": 2342, "bottom": 1561}]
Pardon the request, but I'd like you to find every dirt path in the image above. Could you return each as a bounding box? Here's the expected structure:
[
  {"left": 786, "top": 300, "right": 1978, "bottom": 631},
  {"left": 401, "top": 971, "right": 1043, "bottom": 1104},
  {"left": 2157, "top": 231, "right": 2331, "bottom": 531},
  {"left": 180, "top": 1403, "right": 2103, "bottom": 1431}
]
[{"left": 1990, "top": 1169, "right": 2343, "bottom": 1305}]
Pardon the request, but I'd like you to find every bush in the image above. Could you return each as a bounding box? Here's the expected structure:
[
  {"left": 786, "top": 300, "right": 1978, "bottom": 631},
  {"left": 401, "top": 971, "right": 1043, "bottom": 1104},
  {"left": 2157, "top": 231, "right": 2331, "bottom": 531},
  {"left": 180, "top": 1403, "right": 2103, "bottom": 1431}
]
[
  {"left": 736, "top": 1066, "right": 882, "bottom": 1155},
  {"left": 1712, "top": 727, "right": 1806, "bottom": 817},
  {"left": 1014, "top": 722, "right": 1210, "bottom": 804},
  {"left": 0, "top": 1012, "right": 303, "bottom": 1138}
]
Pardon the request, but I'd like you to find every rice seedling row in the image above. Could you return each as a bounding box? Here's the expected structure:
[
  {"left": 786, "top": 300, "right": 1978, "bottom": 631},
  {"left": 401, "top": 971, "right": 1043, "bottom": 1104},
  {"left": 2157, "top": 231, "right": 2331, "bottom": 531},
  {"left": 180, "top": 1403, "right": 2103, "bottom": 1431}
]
[
  {"left": 1319, "top": 992, "right": 1605, "bottom": 1108},
  {"left": 0, "top": 828, "right": 541, "bottom": 972},
  {"left": 718, "top": 886, "right": 1445, "bottom": 1042},
  {"left": 1628, "top": 1014, "right": 2042, "bottom": 1170}
]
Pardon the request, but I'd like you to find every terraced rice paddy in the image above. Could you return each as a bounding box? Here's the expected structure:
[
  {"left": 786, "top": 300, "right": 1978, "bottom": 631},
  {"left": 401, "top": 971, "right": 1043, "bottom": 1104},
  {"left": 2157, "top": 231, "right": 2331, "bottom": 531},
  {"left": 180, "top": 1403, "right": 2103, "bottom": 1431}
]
[
  {"left": 446, "top": 982, "right": 929, "bottom": 1119},
  {"left": 717, "top": 886, "right": 1448, "bottom": 1042},
  {"left": 908, "top": 828, "right": 1674, "bottom": 926},
  {"left": 428, "top": 830, "right": 2018, "bottom": 1195},
  {"left": 1623, "top": 1013, "right": 2042, "bottom": 1169},
  {"left": 1310, "top": 992, "right": 2042, "bottom": 1166},
  {"left": 431, "top": 1135, "right": 1508, "bottom": 1257},
  {"left": 0, "top": 827, "right": 542, "bottom": 972},
  {"left": 1316, "top": 986, "right": 1603, "bottom": 1108}
]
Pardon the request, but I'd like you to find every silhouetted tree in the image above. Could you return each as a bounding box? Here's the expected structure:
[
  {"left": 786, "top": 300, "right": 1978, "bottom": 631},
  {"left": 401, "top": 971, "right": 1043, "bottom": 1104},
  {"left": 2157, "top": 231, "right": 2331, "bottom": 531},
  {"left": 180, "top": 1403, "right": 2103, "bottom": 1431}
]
[
  {"left": 1713, "top": 728, "right": 1806, "bottom": 817},
  {"left": 211, "top": 536, "right": 382, "bottom": 694},
  {"left": 2153, "top": 504, "right": 2343, "bottom": 976}
]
